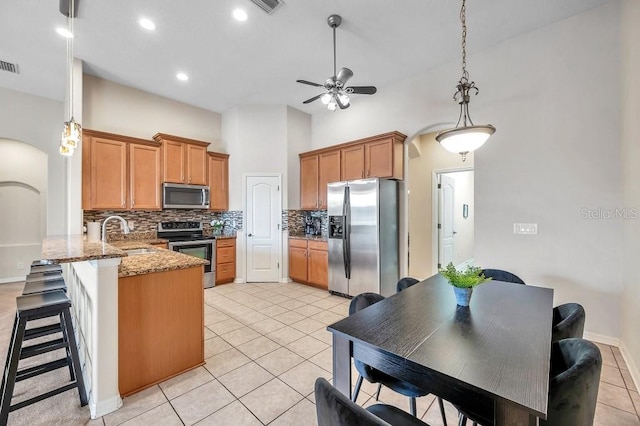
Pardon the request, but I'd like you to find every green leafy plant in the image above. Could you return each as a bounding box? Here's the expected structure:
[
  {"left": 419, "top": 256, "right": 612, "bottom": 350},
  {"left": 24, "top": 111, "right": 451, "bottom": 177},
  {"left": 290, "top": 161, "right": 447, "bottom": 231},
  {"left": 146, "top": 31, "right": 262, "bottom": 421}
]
[{"left": 439, "top": 262, "right": 491, "bottom": 288}]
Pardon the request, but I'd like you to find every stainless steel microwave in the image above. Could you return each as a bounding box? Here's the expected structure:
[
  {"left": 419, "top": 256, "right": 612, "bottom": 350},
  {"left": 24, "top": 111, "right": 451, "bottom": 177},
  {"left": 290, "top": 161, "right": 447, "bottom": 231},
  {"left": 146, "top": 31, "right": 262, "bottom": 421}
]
[{"left": 162, "top": 183, "right": 210, "bottom": 209}]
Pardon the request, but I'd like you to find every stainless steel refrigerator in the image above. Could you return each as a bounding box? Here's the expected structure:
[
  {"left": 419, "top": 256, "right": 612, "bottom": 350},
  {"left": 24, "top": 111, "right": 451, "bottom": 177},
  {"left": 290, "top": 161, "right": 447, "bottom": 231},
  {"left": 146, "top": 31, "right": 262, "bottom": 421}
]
[{"left": 328, "top": 178, "right": 398, "bottom": 298}]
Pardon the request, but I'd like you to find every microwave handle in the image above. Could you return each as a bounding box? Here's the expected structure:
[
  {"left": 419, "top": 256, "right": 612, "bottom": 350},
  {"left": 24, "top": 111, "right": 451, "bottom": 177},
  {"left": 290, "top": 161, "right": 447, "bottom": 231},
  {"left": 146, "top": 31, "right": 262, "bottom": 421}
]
[{"left": 202, "top": 188, "right": 210, "bottom": 206}]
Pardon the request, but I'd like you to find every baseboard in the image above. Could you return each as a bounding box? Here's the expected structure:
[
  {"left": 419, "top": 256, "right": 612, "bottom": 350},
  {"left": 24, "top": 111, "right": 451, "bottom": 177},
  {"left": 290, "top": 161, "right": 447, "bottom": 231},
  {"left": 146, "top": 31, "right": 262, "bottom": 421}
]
[
  {"left": 584, "top": 331, "right": 620, "bottom": 347},
  {"left": 233, "top": 278, "right": 245, "bottom": 284},
  {"left": 0, "top": 276, "right": 25, "bottom": 284},
  {"left": 90, "top": 394, "right": 123, "bottom": 419},
  {"left": 281, "top": 278, "right": 292, "bottom": 283},
  {"left": 619, "top": 341, "right": 640, "bottom": 393}
]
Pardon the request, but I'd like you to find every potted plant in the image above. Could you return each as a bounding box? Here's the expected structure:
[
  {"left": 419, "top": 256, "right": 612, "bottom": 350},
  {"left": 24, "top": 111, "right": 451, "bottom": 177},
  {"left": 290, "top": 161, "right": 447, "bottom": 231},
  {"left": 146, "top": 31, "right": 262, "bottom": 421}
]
[{"left": 439, "top": 262, "right": 491, "bottom": 306}]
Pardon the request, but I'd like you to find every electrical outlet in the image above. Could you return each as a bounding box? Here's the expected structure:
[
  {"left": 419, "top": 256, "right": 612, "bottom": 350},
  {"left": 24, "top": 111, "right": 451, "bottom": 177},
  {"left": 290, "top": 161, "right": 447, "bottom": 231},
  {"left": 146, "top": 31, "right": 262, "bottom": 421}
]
[
  {"left": 513, "top": 223, "right": 538, "bottom": 235},
  {"left": 16, "top": 261, "right": 24, "bottom": 270},
  {"left": 127, "top": 220, "right": 135, "bottom": 231}
]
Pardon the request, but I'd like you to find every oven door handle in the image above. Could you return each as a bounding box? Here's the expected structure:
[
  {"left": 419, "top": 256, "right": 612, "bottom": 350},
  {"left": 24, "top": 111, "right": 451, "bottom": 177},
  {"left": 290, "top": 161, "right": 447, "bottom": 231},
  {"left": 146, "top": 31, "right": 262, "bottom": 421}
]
[{"left": 168, "top": 239, "right": 216, "bottom": 248}]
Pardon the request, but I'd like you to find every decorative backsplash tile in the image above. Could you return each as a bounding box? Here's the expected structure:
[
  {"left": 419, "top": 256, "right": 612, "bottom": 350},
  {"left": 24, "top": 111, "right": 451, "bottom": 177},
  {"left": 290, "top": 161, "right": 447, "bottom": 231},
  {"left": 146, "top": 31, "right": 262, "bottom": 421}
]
[
  {"left": 287, "top": 210, "right": 327, "bottom": 236},
  {"left": 83, "top": 209, "right": 243, "bottom": 238}
]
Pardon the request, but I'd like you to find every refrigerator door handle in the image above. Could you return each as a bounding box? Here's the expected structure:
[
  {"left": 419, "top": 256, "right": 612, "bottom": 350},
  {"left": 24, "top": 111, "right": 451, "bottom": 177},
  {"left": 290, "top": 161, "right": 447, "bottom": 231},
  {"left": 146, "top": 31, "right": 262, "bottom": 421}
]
[{"left": 344, "top": 186, "right": 351, "bottom": 279}]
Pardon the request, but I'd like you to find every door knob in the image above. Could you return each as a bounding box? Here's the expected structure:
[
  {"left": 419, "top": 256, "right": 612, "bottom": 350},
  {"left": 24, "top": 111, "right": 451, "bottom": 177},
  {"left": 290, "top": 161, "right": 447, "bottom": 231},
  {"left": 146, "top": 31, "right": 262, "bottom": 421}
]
[{"left": 248, "top": 233, "right": 253, "bottom": 237}]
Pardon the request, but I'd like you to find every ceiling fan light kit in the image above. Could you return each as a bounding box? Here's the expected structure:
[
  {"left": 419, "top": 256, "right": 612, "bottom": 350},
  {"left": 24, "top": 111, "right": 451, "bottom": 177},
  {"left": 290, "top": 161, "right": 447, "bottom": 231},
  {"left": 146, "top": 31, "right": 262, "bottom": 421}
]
[
  {"left": 297, "top": 14, "right": 377, "bottom": 111},
  {"left": 436, "top": 0, "right": 495, "bottom": 161}
]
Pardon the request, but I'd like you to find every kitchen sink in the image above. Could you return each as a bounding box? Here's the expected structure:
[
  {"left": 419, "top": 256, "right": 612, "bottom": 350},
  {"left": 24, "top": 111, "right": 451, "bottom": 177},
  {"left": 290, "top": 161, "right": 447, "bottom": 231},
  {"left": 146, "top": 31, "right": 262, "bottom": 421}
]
[{"left": 124, "top": 248, "right": 156, "bottom": 255}]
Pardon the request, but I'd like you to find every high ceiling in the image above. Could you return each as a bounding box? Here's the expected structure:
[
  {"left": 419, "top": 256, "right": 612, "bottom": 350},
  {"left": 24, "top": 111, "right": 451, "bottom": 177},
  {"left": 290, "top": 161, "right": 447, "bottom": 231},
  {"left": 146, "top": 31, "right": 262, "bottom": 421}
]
[{"left": 0, "top": 0, "right": 609, "bottom": 114}]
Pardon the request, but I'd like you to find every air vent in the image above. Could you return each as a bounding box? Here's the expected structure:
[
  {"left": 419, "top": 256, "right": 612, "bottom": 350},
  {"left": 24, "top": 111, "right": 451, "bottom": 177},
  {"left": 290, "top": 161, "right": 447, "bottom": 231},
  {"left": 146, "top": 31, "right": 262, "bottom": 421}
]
[
  {"left": 0, "top": 60, "right": 19, "bottom": 74},
  {"left": 249, "top": 0, "right": 283, "bottom": 14}
]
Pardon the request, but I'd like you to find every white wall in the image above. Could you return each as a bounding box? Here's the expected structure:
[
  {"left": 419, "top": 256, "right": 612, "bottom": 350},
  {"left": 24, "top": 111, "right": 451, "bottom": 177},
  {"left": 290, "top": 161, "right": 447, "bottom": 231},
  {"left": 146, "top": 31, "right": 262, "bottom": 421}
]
[
  {"left": 0, "top": 86, "right": 66, "bottom": 237},
  {"left": 286, "top": 107, "right": 312, "bottom": 209},
  {"left": 311, "top": 3, "right": 625, "bottom": 342},
  {"left": 620, "top": 0, "right": 640, "bottom": 389},
  {"left": 83, "top": 74, "right": 222, "bottom": 146}
]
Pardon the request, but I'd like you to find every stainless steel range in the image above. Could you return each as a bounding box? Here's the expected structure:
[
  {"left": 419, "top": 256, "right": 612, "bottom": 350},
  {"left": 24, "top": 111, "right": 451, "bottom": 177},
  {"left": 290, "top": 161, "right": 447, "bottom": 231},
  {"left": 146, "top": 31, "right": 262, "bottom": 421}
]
[{"left": 157, "top": 221, "right": 215, "bottom": 288}]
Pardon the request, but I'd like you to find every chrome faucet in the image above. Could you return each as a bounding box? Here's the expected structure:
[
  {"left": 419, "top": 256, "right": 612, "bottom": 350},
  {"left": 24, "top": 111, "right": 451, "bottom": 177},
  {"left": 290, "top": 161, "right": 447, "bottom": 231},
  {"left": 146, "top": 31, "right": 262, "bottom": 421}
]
[{"left": 102, "top": 215, "right": 130, "bottom": 242}]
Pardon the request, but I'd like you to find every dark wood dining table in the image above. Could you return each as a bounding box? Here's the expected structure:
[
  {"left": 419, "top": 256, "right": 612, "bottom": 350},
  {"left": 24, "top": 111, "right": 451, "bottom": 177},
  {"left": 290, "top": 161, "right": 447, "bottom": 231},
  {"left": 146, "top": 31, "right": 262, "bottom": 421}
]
[{"left": 327, "top": 274, "right": 554, "bottom": 426}]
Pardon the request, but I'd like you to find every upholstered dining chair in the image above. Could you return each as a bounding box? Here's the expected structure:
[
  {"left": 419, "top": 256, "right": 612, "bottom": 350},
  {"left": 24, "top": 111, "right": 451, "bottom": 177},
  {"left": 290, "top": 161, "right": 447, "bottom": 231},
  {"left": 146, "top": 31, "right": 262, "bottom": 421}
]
[
  {"left": 480, "top": 269, "right": 525, "bottom": 285},
  {"left": 551, "top": 303, "right": 585, "bottom": 342},
  {"left": 315, "top": 377, "right": 430, "bottom": 426},
  {"left": 349, "top": 292, "right": 447, "bottom": 424},
  {"left": 396, "top": 277, "right": 448, "bottom": 425},
  {"left": 458, "top": 338, "right": 602, "bottom": 426}
]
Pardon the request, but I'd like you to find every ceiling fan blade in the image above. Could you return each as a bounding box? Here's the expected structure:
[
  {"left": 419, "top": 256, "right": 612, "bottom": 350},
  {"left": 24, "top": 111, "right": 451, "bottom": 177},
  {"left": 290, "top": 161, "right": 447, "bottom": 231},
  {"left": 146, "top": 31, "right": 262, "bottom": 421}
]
[
  {"left": 345, "top": 86, "right": 377, "bottom": 95},
  {"left": 336, "top": 96, "right": 350, "bottom": 110},
  {"left": 303, "top": 94, "right": 323, "bottom": 104},
  {"left": 336, "top": 67, "right": 353, "bottom": 86},
  {"left": 297, "top": 79, "right": 323, "bottom": 87}
]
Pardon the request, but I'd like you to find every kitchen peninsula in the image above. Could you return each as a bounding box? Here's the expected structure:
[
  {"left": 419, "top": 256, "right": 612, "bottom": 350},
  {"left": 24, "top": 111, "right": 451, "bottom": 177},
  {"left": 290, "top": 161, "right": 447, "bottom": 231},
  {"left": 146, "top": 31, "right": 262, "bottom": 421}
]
[{"left": 40, "top": 235, "right": 207, "bottom": 418}]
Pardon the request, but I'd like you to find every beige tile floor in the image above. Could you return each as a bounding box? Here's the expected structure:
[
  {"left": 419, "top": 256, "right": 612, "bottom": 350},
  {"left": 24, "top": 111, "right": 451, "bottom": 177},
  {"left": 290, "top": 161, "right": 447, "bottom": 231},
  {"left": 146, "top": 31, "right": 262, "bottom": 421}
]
[{"left": 1, "top": 280, "right": 639, "bottom": 425}]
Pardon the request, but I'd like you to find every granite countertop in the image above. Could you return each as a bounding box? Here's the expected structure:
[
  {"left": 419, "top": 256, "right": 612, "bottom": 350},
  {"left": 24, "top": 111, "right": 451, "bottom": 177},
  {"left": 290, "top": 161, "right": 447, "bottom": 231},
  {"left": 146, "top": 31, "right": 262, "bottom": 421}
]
[
  {"left": 289, "top": 234, "right": 328, "bottom": 242},
  {"left": 109, "top": 240, "right": 209, "bottom": 277},
  {"left": 40, "top": 235, "right": 207, "bottom": 277}
]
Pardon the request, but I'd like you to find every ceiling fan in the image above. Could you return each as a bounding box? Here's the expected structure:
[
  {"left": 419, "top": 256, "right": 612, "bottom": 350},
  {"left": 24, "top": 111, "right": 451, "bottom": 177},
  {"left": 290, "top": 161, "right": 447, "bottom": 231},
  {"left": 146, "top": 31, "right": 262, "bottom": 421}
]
[{"left": 297, "top": 14, "right": 377, "bottom": 111}]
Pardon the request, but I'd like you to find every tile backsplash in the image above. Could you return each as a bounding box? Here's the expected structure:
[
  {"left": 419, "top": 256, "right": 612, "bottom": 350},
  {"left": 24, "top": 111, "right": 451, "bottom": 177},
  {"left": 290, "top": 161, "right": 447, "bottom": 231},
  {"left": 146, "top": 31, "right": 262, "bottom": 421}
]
[
  {"left": 287, "top": 210, "right": 327, "bottom": 236},
  {"left": 83, "top": 209, "right": 243, "bottom": 237}
]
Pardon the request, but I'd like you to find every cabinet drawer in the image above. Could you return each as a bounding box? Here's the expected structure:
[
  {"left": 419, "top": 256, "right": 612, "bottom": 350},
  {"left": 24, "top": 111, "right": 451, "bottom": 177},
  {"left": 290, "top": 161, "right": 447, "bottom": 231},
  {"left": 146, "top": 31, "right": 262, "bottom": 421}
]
[
  {"left": 217, "top": 246, "right": 235, "bottom": 264},
  {"left": 307, "top": 240, "right": 327, "bottom": 251},
  {"left": 289, "top": 238, "right": 308, "bottom": 248},
  {"left": 217, "top": 263, "right": 235, "bottom": 280},
  {"left": 216, "top": 238, "right": 235, "bottom": 248}
]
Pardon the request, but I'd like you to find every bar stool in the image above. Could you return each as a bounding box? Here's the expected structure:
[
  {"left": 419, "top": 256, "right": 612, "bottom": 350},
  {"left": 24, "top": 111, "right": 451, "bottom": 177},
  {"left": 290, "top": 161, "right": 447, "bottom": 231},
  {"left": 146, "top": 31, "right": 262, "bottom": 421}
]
[
  {"left": 30, "top": 263, "right": 62, "bottom": 274},
  {"left": 0, "top": 290, "right": 88, "bottom": 424},
  {"left": 26, "top": 272, "right": 63, "bottom": 284}
]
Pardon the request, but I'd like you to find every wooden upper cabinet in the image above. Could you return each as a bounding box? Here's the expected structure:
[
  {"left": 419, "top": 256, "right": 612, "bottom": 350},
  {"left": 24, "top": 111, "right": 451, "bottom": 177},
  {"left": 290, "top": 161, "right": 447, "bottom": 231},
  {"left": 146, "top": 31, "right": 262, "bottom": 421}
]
[
  {"left": 83, "top": 129, "right": 162, "bottom": 211},
  {"left": 187, "top": 144, "right": 207, "bottom": 185},
  {"left": 300, "top": 155, "right": 319, "bottom": 209},
  {"left": 365, "top": 137, "right": 404, "bottom": 180},
  {"left": 318, "top": 151, "right": 341, "bottom": 209},
  {"left": 90, "top": 137, "right": 128, "bottom": 210},
  {"left": 129, "top": 143, "right": 161, "bottom": 210},
  {"left": 162, "top": 140, "right": 185, "bottom": 183},
  {"left": 153, "top": 133, "right": 210, "bottom": 184},
  {"left": 208, "top": 153, "right": 229, "bottom": 211},
  {"left": 341, "top": 144, "right": 365, "bottom": 181}
]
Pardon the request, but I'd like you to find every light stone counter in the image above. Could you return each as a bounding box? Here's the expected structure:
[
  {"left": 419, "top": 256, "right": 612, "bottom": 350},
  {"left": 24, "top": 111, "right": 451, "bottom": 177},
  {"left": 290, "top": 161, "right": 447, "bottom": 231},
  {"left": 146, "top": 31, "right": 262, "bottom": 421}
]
[
  {"left": 109, "top": 241, "right": 208, "bottom": 277},
  {"left": 41, "top": 235, "right": 127, "bottom": 263}
]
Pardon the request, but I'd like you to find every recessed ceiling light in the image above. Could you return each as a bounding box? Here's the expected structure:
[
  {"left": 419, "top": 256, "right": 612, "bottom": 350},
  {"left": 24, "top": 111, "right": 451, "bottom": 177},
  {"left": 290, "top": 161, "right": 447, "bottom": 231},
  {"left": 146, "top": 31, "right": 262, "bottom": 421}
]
[
  {"left": 176, "top": 72, "right": 189, "bottom": 81},
  {"left": 139, "top": 18, "right": 156, "bottom": 31},
  {"left": 55, "top": 27, "right": 74, "bottom": 38},
  {"left": 233, "top": 8, "right": 248, "bottom": 22}
]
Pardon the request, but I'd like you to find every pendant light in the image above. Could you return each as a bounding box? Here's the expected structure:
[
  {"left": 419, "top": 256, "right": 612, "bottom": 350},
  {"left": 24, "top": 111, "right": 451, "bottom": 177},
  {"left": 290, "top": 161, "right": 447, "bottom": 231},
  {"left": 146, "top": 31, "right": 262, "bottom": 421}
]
[
  {"left": 59, "top": 0, "right": 81, "bottom": 156},
  {"left": 436, "top": 0, "right": 495, "bottom": 161}
]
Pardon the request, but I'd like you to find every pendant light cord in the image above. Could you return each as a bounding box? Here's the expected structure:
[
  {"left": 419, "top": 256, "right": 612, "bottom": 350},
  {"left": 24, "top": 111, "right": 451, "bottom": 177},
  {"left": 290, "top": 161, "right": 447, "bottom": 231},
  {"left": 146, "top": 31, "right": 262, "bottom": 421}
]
[{"left": 460, "top": 0, "right": 468, "bottom": 82}]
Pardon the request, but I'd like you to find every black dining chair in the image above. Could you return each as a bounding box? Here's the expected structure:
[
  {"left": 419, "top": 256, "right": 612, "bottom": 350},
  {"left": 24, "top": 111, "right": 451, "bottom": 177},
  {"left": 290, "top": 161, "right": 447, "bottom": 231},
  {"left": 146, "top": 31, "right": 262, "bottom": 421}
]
[
  {"left": 396, "top": 277, "right": 448, "bottom": 425},
  {"left": 315, "top": 377, "right": 431, "bottom": 426},
  {"left": 350, "top": 292, "right": 446, "bottom": 422},
  {"left": 480, "top": 269, "right": 525, "bottom": 285},
  {"left": 457, "top": 338, "right": 602, "bottom": 426},
  {"left": 551, "top": 303, "right": 585, "bottom": 342}
]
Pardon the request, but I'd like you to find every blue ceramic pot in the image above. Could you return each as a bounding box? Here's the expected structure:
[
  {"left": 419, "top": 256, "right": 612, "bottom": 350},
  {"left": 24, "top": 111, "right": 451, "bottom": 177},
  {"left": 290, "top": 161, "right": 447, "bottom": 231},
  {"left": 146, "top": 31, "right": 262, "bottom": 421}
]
[{"left": 453, "top": 287, "right": 473, "bottom": 306}]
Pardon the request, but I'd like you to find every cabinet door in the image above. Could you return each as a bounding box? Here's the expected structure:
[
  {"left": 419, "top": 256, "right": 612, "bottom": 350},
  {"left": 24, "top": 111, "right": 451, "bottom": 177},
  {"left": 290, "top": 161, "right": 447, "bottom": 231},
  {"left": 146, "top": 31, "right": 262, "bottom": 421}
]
[
  {"left": 163, "top": 140, "right": 186, "bottom": 183},
  {"left": 300, "top": 155, "right": 319, "bottom": 209},
  {"left": 341, "top": 144, "right": 365, "bottom": 181},
  {"left": 318, "top": 150, "right": 341, "bottom": 209},
  {"left": 208, "top": 154, "right": 229, "bottom": 211},
  {"left": 187, "top": 144, "right": 208, "bottom": 185},
  {"left": 307, "top": 247, "right": 328, "bottom": 288},
  {"left": 82, "top": 135, "right": 92, "bottom": 209},
  {"left": 289, "top": 246, "right": 308, "bottom": 283},
  {"left": 365, "top": 138, "right": 394, "bottom": 178},
  {"left": 91, "top": 138, "right": 128, "bottom": 209},
  {"left": 130, "top": 143, "right": 161, "bottom": 210}
]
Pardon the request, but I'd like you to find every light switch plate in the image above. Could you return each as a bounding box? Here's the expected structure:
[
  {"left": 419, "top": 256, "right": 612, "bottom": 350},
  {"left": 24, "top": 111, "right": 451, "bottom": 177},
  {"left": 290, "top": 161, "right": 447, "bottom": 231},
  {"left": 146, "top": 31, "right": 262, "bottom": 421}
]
[{"left": 513, "top": 223, "right": 538, "bottom": 235}]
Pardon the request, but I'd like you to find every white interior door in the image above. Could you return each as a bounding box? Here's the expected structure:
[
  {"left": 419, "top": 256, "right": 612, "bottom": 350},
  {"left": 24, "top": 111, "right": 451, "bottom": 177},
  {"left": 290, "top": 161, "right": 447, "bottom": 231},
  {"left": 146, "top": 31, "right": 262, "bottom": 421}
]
[
  {"left": 245, "top": 175, "right": 281, "bottom": 282},
  {"left": 438, "top": 174, "right": 456, "bottom": 268}
]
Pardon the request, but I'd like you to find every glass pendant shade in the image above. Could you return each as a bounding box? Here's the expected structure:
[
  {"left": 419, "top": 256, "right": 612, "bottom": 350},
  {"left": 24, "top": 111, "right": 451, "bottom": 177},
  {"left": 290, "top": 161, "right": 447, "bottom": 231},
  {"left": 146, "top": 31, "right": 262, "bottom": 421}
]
[
  {"left": 59, "top": 143, "right": 74, "bottom": 156},
  {"left": 61, "top": 118, "right": 82, "bottom": 149},
  {"left": 436, "top": 124, "right": 495, "bottom": 158},
  {"left": 321, "top": 93, "right": 332, "bottom": 105},
  {"left": 327, "top": 100, "right": 338, "bottom": 111}
]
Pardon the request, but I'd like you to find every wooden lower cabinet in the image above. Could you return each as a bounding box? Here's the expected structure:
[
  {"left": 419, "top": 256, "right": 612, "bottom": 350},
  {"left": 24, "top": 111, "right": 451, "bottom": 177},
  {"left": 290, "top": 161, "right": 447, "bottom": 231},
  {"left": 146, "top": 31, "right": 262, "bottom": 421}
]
[
  {"left": 149, "top": 242, "right": 168, "bottom": 249},
  {"left": 118, "top": 266, "right": 204, "bottom": 396},
  {"left": 289, "top": 238, "right": 328, "bottom": 289},
  {"left": 216, "top": 238, "right": 236, "bottom": 284}
]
